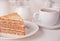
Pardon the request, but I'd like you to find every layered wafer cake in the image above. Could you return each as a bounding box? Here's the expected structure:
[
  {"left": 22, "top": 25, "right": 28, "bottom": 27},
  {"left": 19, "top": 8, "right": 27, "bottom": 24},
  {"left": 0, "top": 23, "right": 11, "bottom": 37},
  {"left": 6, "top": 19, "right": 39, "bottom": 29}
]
[{"left": 0, "top": 12, "right": 25, "bottom": 35}]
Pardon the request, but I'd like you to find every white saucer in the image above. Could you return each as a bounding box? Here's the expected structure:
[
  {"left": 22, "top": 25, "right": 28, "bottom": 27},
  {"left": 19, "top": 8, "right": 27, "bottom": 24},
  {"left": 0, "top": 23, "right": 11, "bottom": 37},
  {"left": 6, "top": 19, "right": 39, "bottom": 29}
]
[
  {"left": 32, "top": 19, "right": 60, "bottom": 29},
  {"left": 0, "top": 21, "right": 39, "bottom": 39}
]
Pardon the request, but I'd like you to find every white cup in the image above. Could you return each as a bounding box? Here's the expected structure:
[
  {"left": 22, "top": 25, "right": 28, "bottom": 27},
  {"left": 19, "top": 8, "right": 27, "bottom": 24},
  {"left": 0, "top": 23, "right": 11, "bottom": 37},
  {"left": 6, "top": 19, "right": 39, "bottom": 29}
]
[
  {"left": 33, "top": 8, "right": 59, "bottom": 26},
  {"left": 14, "top": 6, "right": 32, "bottom": 21}
]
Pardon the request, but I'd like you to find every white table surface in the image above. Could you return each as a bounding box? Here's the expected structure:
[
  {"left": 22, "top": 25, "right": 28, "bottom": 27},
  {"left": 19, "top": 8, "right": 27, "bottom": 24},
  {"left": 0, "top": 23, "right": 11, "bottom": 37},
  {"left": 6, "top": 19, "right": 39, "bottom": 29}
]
[{"left": 1, "top": 27, "right": 60, "bottom": 41}]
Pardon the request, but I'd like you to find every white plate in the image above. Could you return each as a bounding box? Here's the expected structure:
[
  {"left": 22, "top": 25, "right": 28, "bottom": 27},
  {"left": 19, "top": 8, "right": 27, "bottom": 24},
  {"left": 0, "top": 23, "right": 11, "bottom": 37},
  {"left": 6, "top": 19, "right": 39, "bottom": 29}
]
[{"left": 0, "top": 21, "right": 39, "bottom": 39}]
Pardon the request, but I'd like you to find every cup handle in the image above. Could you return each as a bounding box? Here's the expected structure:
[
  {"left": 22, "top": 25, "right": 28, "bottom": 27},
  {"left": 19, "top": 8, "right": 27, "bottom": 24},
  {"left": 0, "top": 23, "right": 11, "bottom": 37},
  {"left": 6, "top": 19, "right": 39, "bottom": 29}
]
[{"left": 32, "top": 12, "right": 39, "bottom": 22}]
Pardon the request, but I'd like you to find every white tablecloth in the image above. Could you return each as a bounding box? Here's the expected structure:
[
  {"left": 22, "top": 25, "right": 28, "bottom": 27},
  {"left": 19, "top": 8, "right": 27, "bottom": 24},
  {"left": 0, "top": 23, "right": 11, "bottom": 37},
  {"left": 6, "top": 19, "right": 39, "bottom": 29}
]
[{"left": 1, "top": 28, "right": 60, "bottom": 41}]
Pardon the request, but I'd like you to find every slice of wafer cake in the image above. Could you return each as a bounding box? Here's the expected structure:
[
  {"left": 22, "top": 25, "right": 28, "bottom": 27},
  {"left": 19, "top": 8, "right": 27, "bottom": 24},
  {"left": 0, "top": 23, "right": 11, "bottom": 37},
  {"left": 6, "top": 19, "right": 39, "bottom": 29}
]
[{"left": 0, "top": 12, "right": 25, "bottom": 35}]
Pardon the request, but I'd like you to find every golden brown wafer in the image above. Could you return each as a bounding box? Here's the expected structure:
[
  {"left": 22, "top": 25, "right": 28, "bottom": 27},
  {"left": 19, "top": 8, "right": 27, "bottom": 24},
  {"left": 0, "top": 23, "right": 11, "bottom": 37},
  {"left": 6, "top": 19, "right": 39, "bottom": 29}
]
[{"left": 0, "top": 12, "right": 25, "bottom": 35}]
